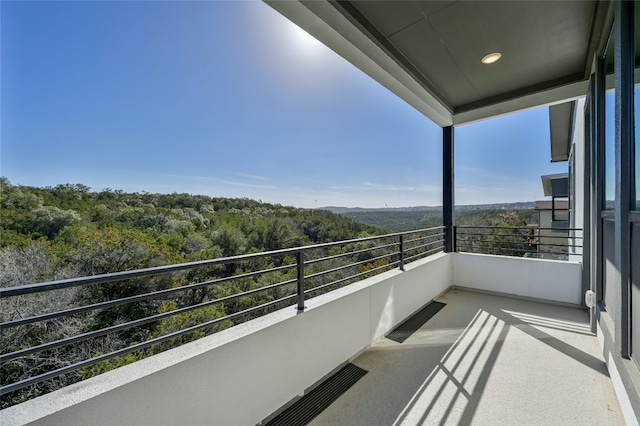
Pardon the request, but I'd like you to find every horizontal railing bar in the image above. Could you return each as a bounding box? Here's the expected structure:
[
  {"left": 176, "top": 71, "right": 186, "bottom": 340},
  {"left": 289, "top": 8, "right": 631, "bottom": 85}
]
[
  {"left": 272, "top": 229, "right": 442, "bottom": 269},
  {"left": 456, "top": 231, "right": 582, "bottom": 239},
  {"left": 305, "top": 251, "right": 397, "bottom": 281},
  {"left": 456, "top": 239, "right": 582, "bottom": 249},
  {"left": 304, "top": 276, "right": 357, "bottom": 295},
  {"left": 304, "top": 263, "right": 394, "bottom": 295},
  {"left": 456, "top": 232, "right": 581, "bottom": 241},
  {"left": 456, "top": 236, "right": 583, "bottom": 244},
  {"left": 0, "top": 293, "right": 297, "bottom": 396},
  {"left": 404, "top": 239, "right": 445, "bottom": 251},
  {"left": 457, "top": 247, "right": 577, "bottom": 257},
  {"left": 0, "top": 252, "right": 292, "bottom": 298},
  {"left": 456, "top": 226, "right": 582, "bottom": 231},
  {"left": 305, "top": 247, "right": 443, "bottom": 296},
  {"left": 404, "top": 245, "right": 444, "bottom": 257},
  {"left": 1, "top": 263, "right": 296, "bottom": 330},
  {"left": 304, "top": 262, "right": 359, "bottom": 281},
  {"left": 537, "top": 243, "right": 583, "bottom": 249},
  {"left": 403, "top": 245, "right": 443, "bottom": 256},
  {"left": 414, "top": 231, "right": 446, "bottom": 237},
  {"left": 457, "top": 233, "right": 582, "bottom": 239},
  {"left": 1, "top": 278, "right": 295, "bottom": 361},
  {"left": 456, "top": 232, "right": 529, "bottom": 237},
  {"left": 401, "top": 243, "right": 439, "bottom": 253},
  {"left": 403, "top": 233, "right": 445, "bottom": 244},
  {"left": 404, "top": 251, "right": 441, "bottom": 264},
  {"left": 404, "top": 247, "right": 443, "bottom": 263},
  {"left": 1, "top": 227, "right": 445, "bottom": 297},
  {"left": 457, "top": 245, "right": 538, "bottom": 254},
  {"left": 305, "top": 241, "right": 399, "bottom": 265},
  {"left": 304, "top": 248, "right": 360, "bottom": 265}
]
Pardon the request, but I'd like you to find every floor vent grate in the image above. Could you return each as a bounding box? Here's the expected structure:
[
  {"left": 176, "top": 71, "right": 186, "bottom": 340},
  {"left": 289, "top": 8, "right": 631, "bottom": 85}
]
[
  {"left": 386, "top": 301, "right": 446, "bottom": 343},
  {"left": 265, "top": 363, "right": 368, "bottom": 426}
]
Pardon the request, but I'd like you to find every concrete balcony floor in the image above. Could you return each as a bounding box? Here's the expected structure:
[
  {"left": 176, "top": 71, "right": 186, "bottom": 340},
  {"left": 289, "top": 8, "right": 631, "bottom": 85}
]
[{"left": 310, "top": 289, "right": 623, "bottom": 426}]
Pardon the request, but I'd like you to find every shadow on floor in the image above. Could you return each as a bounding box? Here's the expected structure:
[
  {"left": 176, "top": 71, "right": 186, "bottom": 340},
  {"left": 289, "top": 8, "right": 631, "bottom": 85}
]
[{"left": 310, "top": 289, "right": 622, "bottom": 426}]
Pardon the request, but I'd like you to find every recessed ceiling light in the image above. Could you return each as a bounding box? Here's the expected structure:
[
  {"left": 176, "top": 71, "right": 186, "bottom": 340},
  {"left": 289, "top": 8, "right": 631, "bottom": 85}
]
[{"left": 481, "top": 52, "right": 501, "bottom": 64}]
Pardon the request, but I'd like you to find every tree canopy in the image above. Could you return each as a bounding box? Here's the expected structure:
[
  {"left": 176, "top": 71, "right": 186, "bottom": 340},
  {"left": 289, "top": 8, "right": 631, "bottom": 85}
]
[{"left": 0, "top": 177, "right": 384, "bottom": 407}]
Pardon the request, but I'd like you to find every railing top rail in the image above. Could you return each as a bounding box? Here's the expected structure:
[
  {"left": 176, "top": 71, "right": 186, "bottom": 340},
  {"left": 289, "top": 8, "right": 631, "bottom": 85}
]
[
  {"left": 456, "top": 225, "right": 583, "bottom": 231},
  {"left": 457, "top": 231, "right": 583, "bottom": 239},
  {"left": 0, "top": 226, "right": 445, "bottom": 297}
]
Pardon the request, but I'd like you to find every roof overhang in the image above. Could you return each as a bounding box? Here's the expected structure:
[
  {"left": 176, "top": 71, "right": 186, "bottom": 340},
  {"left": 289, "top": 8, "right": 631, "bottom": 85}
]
[
  {"left": 549, "top": 101, "right": 576, "bottom": 162},
  {"left": 541, "top": 173, "right": 569, "bottom": 197},
  {"left": 265, "top": 0, "right": 613, "bottom": 127}
]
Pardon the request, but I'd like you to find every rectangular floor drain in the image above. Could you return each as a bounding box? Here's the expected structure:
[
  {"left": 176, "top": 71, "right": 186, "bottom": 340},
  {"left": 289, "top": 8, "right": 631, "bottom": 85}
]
[
  {"left": 386, "top": 301, "right": 446, "bottom": 343},
  {"left": 265, "top": 363, "right": 368, "bottom": 426}
]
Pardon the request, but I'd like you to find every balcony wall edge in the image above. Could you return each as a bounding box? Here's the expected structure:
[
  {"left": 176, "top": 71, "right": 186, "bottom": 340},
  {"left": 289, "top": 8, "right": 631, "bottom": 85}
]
[
  {"left": 452, "top": 252, "right": 583, "bottom": 306},
  {"left": 2, "top": 253, "right": 452, "bottom": 426}
]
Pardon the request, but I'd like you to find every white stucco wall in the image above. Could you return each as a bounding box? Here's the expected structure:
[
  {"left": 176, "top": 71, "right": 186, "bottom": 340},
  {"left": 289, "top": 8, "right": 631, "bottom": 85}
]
[
  {"left": 569, "top": 98, "right": 586, "bottom": 261},
  {"left": 452, "top": 252, "right": 582, "bottom": 305},
  {"left": 3, "top": 253, "right": 452, "bottom": 426},
  {"left": 597, "top": 321, "right": 640, "bottom": 426}
]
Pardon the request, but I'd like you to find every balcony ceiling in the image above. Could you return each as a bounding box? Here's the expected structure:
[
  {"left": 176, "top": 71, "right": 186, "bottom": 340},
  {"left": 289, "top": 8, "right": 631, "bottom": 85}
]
[{"left": 266, "top": 1, "right": 612, "bottom": 126}]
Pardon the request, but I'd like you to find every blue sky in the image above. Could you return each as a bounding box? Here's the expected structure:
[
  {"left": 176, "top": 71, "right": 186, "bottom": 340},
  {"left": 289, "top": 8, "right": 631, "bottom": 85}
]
[{"left": 1, "top": 1, "right": 566, "bottom": 208}]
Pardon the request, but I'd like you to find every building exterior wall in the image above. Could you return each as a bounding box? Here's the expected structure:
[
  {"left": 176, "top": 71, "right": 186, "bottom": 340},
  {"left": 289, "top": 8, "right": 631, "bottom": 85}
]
[
  {"left": 586, "top": 4, "right": 640, "bottom": 421},
  {"left": 537, "top": 209, "right": 569, "bottom": 248},
  {"left": 569, "top": 98, "right": 586, "bottom": 261}
]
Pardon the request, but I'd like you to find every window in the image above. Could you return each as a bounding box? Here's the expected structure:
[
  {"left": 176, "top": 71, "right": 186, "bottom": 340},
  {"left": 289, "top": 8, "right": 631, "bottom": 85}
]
[{"left": 604, "top": 31, "right": 615, "bottom": 210}]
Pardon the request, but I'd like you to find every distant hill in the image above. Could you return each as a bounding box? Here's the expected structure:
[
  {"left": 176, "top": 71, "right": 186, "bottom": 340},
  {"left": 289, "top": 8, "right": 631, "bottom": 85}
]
[
  {"left": 456, "top": 201, "right": 535, "bottom": 211},
  {"left": 320, "top": 205, "right": 440, "bottom": 214},
  {"left": 320, "top": 202, "right": 534, "bottom": 214},
  {"left": 320, "top": 202, "right": 537, "bottom": 232}
]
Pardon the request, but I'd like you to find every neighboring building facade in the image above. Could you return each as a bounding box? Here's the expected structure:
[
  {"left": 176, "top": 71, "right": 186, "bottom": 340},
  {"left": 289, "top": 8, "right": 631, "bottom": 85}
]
[
  {"left": 534, "top": 199, "right": 569, "bottom": 254},
  {"left": 537, "top": 173, "right": 570, "bottom": 254}
]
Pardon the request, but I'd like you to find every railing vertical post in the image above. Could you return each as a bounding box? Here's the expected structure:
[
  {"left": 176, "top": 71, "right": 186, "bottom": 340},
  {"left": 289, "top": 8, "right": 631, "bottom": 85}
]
[
  {"left": 443, "top": 126, "right": 455, "bottom": 252},
  {"left": 399, "top": 235, "right": 405, "bottom": 271},
  {"left": 296, "top": 250, "right": 305, "bottom": 313},
  {"left": 452, "top": 226, "right": 457, "bottom": 252}
]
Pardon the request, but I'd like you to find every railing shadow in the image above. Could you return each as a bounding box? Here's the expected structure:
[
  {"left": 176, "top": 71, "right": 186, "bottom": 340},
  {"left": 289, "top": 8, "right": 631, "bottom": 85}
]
[{"left": 311, "top": 289, "right": 614, "bottom": 426}]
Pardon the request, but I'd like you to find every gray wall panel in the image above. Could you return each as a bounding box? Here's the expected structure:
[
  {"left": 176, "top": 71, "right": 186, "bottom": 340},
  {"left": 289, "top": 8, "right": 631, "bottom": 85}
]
[
  {"left": 604, "top": 218, "right": 617, "bottom": 317},
  {"left": 632, "top": 223, "right": 640, "bottom": 370}
]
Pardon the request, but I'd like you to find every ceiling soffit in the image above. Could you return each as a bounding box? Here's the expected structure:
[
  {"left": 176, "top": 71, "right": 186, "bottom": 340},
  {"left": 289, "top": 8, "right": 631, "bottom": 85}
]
[
  {"left": 342, "top": 0, "right": 597, "bottom": 113},
  {"left": 265, "top": 1, "right": 612, "bottom": 126}
]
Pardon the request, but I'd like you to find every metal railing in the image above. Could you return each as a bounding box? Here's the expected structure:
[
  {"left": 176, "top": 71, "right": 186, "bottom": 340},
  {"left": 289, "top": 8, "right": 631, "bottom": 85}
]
[
  {"left": 0, "top": 227, "right": 444, "bottom": 406},
  {"left": 455, "top": 225, "right": 583, "bottom": 260}
]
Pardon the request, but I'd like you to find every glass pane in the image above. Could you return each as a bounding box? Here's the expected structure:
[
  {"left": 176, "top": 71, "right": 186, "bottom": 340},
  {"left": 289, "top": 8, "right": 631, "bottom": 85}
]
[
  {"left": 635, "top": 6, "right": 639, "bottom": 210},
  {"left": 605, "top": 89, "right": 616, "bottom": 210},
  {"left": 604, "top": 27, "right": 615, "bottom": 211},
  {"left": 635, "top": 84, "right": 639, "bottom": 210}
]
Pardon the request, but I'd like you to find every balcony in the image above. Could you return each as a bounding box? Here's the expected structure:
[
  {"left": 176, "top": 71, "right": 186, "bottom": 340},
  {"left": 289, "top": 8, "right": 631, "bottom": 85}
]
[
  {"left": 2, "top": 0, "right": 639, "bottom": 424},
  {"left": 2, "top": 237, "right": 630, "bottom": 426},
  {"left": 303, "top": 289, "right": 621, "bottom": 426}
]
